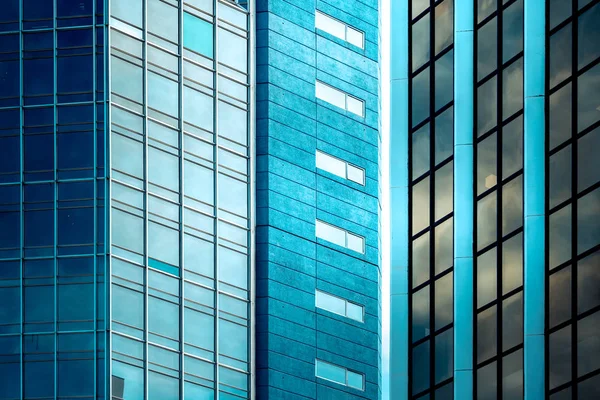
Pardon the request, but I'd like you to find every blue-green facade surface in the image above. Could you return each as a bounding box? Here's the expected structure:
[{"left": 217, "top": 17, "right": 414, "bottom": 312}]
[
  {"left": 255, "top": 0, "right": 381, "bottom": 398},
  {"left": 0, "top": 0, "right": 253, "bottom": 398}
]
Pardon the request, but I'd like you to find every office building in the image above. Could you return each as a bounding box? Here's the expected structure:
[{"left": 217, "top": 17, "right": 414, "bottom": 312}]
[
  {"left": 0, "top": 0, "right": 252, "bottom": 398},
  {"left": 0, "top": 0, "right": 381, "bottom": 399},
  {"left": 255, "top": 0, "right": 381, "bottom": 398},
  {"left": 390, "top": 0, "right": 599, "bottom": 399}
]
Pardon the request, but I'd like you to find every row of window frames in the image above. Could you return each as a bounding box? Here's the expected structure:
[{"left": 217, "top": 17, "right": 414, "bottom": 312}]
[
  {"left": 316, "top": 289, "right": 364, "bottom": 323},
  {"left": 315, "top": 220, "right": 365, "bottom": 254},
  {"left": 315, "top": 81, "right": 365, "bottom": 118},
  {"left": 315, "top": 359, "right": 365, "bottom": 391},
  {"left": 316, "top": 150, "right": 365, "bottom": 185},
  {"left": 315, "top": 11, "right": 365, "bottom": 49}
]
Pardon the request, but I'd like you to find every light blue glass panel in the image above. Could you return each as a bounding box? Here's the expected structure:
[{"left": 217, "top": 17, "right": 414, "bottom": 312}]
[
  {"left": 184, "top": 87, "right": 213, "bottom": 132},
  {"left": 316, "top": 360, "right": 345, "bottom": 385},
  {"left": 149, "top": 371, "right": 179, "bottom": 400},
  {"left": 148, "top": 71, "right": 178, "bottom": 117},
  {"left": 218, "top": 174, "right": 247, "bottom": 217},
  {"left": 219, "top": 246, "right": 247, "bottom": 289},
  {"left": 184, "top": 160, "right": 214, "bottom": 205},
  {"left": 112, "top": 209, "right": 144, "bottom": 254},
  {"left": 149, "top": 147, "right": 179, "bottom": 193},
  {"left": 218, "top": 28, "right": 247, "bottom": 73},
  {"left": 149, "top": 221, "right": 180, "bottom": 268},
  {"left": 184, "top": 12, "right": 214, "bottom": 58},
  {"left": 219, "top": 319, "right": 247, "bottom": 361},
  {"left": 112, "top": 360, "right": 144, "bottom": 400},
  {"left": 112, "top": 285, "right": 144, "bottom": 331},
  {"left": 148, "top": 296, "right": 179, "bottom": 343},
  {"left": 347, "top": 370, "right": 364, "bottom": 390},
  {"left": 218, "top": 102, "right": 247, "bottom": 145},
  {"left": 184, "top": 308, "right": 214, "bottom": 351}
]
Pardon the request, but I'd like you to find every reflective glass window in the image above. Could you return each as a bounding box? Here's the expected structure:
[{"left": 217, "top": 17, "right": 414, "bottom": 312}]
[{"left": 184, "top": 13, "right": 214, "bottom": 57}]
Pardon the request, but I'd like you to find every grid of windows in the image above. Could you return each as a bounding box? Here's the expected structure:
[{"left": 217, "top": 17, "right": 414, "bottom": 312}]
[
  {"left": 409, "top": 0, "right": 455, "bottom": 397},
  {"left": 108, "top": 0, "right": 251, "bottom": 398},
  {"left": 315, "top": 11, "right": 364, "bottom": 49},
  {"left": 546, "top": 1, "right": 600, "bottom": 398},
  {"left": 474, "top": 0, "right": 525, "bottom": 398},
  {"left": 0, "top": 1, "right": 106, "bottom": 398}
]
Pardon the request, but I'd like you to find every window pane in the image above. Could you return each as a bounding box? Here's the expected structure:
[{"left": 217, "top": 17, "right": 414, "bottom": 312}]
[
  {"left": 578, "top": 3, "right": 600, "bottom": 70},
  {"left": 316, "top": 81, "right": 345, "bottom": 109},
  {"left": 219, "top": 174, "right": 247, "bottom": 217},
  {"left": 148, "top": 296, "right": 179, "bottom": 341},
  {"left": 218, "top": 246, "right": 247, "bottom": 290},
  {"left": 477, "top": 192, "right": 497, "bottom": 250},
  {"left": 347, "top": 302, "right": 364, "bottom": 322},
  {"left": 149, "top": 222, "right": 179, "bottom": 268},
  {"left": 347, "top": 96, "right": 364, "bottom": 117},
  {"left": 549, "top": 0, "right": 571, "bottom": 30},
  {"left": 347, "top": 233, "right": 364, "bottom": 253},
  {"left": 184, "top": 87, "right": 213, "bottom": 131},
  {"left": 412, "top": 13, "right": 430, "bottom": 71},
  {"left": 502, "top": 115, "right": 523, "bottom": 179},
  {"left": 412, "top": 177, "right": 430, "bottom": 235},
  {"left": 434, "top": 162, "right": 453, "bottom": 222},
  {"left": 219, "top": 319, "right": 247, "bottom": 361},
  {"left": 412, "top": 67, "right": 430, "bottom": 127},
  {"left": 435, "top": 328, "right": 453, "bottom": 383},
  {"left": 412, "top": 123, "right": 430, "bottom": 180},
  {"left": 316, "top": 151, "right": 346, "bottom": 179},
  {"left": 578, "top": 250, "right": 600, "bottom": 314},
  {"left": 502, "top": 233, "right": 523, "bottom": 294},
  {"left": 184, "top": 13, "right": 213, "bottom": 57},
  {"left": 549, "top": 83, "right": 572, "bottom": 150},
  {"left": 478, "top": 18, "right": 497, "bottom": 81},
  {"left": 478, "top": 0, "right": 496, "bottom": 23},
  {"left": 347, "top": 165, "right": 365, "bottom": 185},
  {"left": 218, "top": 28, "right": 247, "bottom": 72},
  {"left": 316, "top": 290, "right": 345, "bottom": 316},
  {"left": 413, "top": 232, "right": 430, "bottom": 288},
  {"left": 346, "top": 27, "right": 364, "bottom": 49},
  {"left": 148, "top": 72, "right": 178, "bottom": 117},
  {"left": 502, "top": 292, "right": 523, "bottom": 350},
  {"left": 578, "top": 374, "right": 600, "bottom": 399},
  {"left": 577, "top": 188, "right": 600, "bottom": 255},
  {"left": 478, "top": 305, "right": 497, "bottom": 363},
  {"left": 316, "top": 360, "right": 345, "bottom": 384},
  {"left": 578, "top": 63, "right": 600, "bottom": 132},
  {"left": 550, "top": 23, "right": 572, "bottom": 89},
  {"left": 434, "top": 217, "right": 453, "bottom": 275},
  {"left": 502, "top": 0, "right": 523, "bottom": 63},
  {"left": 477, "top": 363, "right": 497, "bottom": 400},
  {"left": 502, "top": 349, "right": 523, "bottom": 400},
  {"left": 549, "top": 145, "right": 572, "bottom": 209},
  {"left": 502, "top": 58, "right": 524, "bottom": 120},
  {"left": 502, "top": 175, "right": 523, "bottom": 235},
  {"left": 315, "top": 12, "right": 345, "bottom": 40},
  {"left": 435, "top": 107, "right": 454, "bottom": 164},
  {"left": 149, "top": 371, "right": 179, "bottom": 400},
  {"left": 218, "top": 101, "right": 247, "bottom": 145},
  {"left": 435, "top": 49, "right": 453, "bottom": 110},
  {"left": 478, "top": 76, "right": 497, "bottom": 136},
  {"left": 435, "top": 272, "right": 453, "bottom": 330},
  {"left": 549, "top": 325, "right": 572, "bottom": 389},
  {"left": 112, "top": 285, "right": 144, "bottom": 330},
  {"left": 347, "top": 371, "right": 364, "bottom": 390},
  {"left": 550, "top": 266, "right": 571, "bottom": 329},
  {"left": 413, "top": 285, "right": 430, "bottom": 342},
  {"left": 434, "top": 0, "right": 453, "bottom": 54},
  {"left": 578, "top": 128, "right": 600, "bottom": 192},
  {"left": 184, "top": 308, "right": 214, "bottom": 351},
  {"left": 316, "top": 220, "right": 345, "bottom": 247},
  {"left": 478, "top": 133, "right": 497, "bottom": 195},
  {"left": 477, "top": 248, "right": 497, "bottom": 308},
  {"left": 413, "top": 341, "right": 431, "bottom": 395},
  {"left": 577, "top": 311, "right": 600, "bottom": 377},
  {"left": 549, "top": 206, "right": 572, "bottom": 269}
]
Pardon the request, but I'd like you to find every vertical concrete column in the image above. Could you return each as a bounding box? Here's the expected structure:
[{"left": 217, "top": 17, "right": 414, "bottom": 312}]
[
  {"left": 389, "top": 0, "right": 409, "bottom": 398},
  {"left": 523, "top": 1, "right": 546, "bottom": 399},
  {"left": 453, "top": 0, "right": 474, "bottom": 398}
]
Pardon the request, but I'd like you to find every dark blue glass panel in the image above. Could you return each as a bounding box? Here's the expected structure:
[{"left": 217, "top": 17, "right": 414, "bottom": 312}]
[
  {"left": 57, "top": 0, "right": 94, "bottom": 26},
  {"left": 23, "top": 58, "right": 54, "bottom": 104},
  {"left": 58, "top": 359, "right": 95, "bottom": 396},
  {"left": 0, "top": 186, "right": 20, "bottom": 254},
  {"left": 0, "top": 287, "right": 19, "bottom": 334},
  {"left": 0, "top": 336, "right": 20, "bottom": 399},
  {"left": 23, "top": 0, "right": 53, "bottom": 29},
  {"left": 0, "top": 0, "right": 19, "bottom": 32},
  {"left": 57, "top": 55, "right": 94, "bottom": 100},
  {"left": 24, "top": 285, "right": 54, "bottom": 326},
  {"left": 24, "top": 361, "right": 54, "bottom": 397},
  {"left": 58, "top": 283, "right": 94, "bottom": 330},
  {"left": 0, "top": 34, "right": 19, "bottom": 107},
  {"left": 58, "top": 207, "right": 94, "bottom": 247}
]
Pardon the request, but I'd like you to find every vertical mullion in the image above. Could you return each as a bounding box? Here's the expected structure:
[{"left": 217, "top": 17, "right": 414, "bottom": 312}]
[
  {"left": 570, "top": 0, "right": 578, "bottom": 396},
  {"left": 178, "top": 1, "right": 185, "bottom": 398},
  {"left": 92, "top": 0, "right": 98, "bottom": 397},
  {"left": 407, "top": 0, "right": 415, "bottom": 397},
  {"left": 53, "top": 0, "right": 59, "bottom": 398},
  {"left": 142, "top": 0, "right": 149, "bottom": 397},
  {"left": 429, "top": 0, "right": 436, "bottom": 396},
  {"left": 213, "top": 0, "right": 220, "bottom": 396},
  {"left": 496, "top": 2, "right": 503, "bottom": 398},
  {"left": 18, "top": 0, "right": 24, "bottom": 398}
]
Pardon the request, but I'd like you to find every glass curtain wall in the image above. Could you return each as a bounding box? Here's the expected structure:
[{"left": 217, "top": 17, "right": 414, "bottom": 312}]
[
  {"left": 474, "top": 0, "right": 524, "bottom": 398},
  {"left": 410, "top": 0, "right": 455, "bottom": 398},
  {"left": 546, "top": 0, "right": 600, "bottom": 398},
  {"left": 0, "top": 1, "right": 107, "bottom": 399},
  {"left": 107, "top": 0, "right": 251, "bottom": 398}
]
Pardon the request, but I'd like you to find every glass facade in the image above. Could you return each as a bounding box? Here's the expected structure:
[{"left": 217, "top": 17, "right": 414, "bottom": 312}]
[
  {"left": 546, "top": 0, "right": 600, "bottom": 398},
  {"left": 0, "top": 0, "right": 252, "bottom": 398},
  {"left": 409, "top": 0, "right": 455, "bottom": 397},
  {"left": 391, "top": 0, "right": 599, "bottom": 399}
]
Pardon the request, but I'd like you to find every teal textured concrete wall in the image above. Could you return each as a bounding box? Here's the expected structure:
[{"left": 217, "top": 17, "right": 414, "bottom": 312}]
[{"left": 256, "top": 0, "right": 381, "bottom": 397}]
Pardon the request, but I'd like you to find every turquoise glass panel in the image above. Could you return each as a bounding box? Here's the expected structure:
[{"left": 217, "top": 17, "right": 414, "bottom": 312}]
[{"left": 184, "top": 12, "right": 213, "bottom": 58}]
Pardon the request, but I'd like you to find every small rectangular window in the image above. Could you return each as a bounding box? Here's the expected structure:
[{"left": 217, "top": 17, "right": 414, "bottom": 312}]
[
  {"left": 315, "top": 359, "right": 365, "bottom": 391},
  {"left": 315, "top": 220, "right": 365, "bottom": 254},
  {"left": 315, "top": 11, "right": 364, "bottom": 49},
  {"left": 316, "top": 290, "right": 364, "bottom": 322},
  {"left": 316, "top": 150, "right": 365, "bottom": 185},
  {"left": 315, "top": 81, "right": 364, "bottom": 117}
]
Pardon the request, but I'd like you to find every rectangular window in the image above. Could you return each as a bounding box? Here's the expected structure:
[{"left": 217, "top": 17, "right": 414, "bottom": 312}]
[
  {"left": 316, "top": 150, "right": 365, "bottom": 185},
  {"left": 316, "top": 290, "right": 364, "bottom": 322},
  {"left": 315, "top": 220, "right": 365, "bottom": 253},
  {"left": 315, "top": 359, "right": 364, "bottom": 391},
  {"left": 315, "top": 81, "right": 365, "bottom": 117},
  {"left": 315, "top": 11, "right": 364, "bottom": 49}
]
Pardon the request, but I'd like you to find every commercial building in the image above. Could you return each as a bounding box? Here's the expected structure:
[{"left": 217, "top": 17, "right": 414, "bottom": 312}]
[
  {"left": 255, "top": 0, "right": 381, "bottom": 398},
  {"left": 0, "top": 0, "right": 380, "bottom": 399},
  {"left": 390, "top": 0, "right": 599, "bottom": 399}
]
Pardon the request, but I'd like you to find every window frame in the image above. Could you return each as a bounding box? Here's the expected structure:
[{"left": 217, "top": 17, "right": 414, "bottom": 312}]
[
  {"left": 315, "top": 80, "right": 365, "bottom": 117},
  {"left": 316, "top": 150, "right": 366, "bottom": 185},
  {"left": 315, "top": 359, "right": 365, "bottom": 391},
  {"left": 315, "top": 289, "right": 365, "bottom": 322},
  {"left": 315, "top": 10, "right": 365, "bottom": 49},
  {"left": 315, "top": 219, "right": 365, "bottom": 254}
]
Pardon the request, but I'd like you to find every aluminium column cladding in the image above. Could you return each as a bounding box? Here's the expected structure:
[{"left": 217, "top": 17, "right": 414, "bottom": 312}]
[{"left": 255, "top": 0, "right": 381, "bottom": 398}]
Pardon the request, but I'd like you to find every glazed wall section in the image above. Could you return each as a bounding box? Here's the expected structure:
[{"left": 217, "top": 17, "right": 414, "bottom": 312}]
[{"left": 255, "top": 0, "right": 381, "bottom": 398}]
